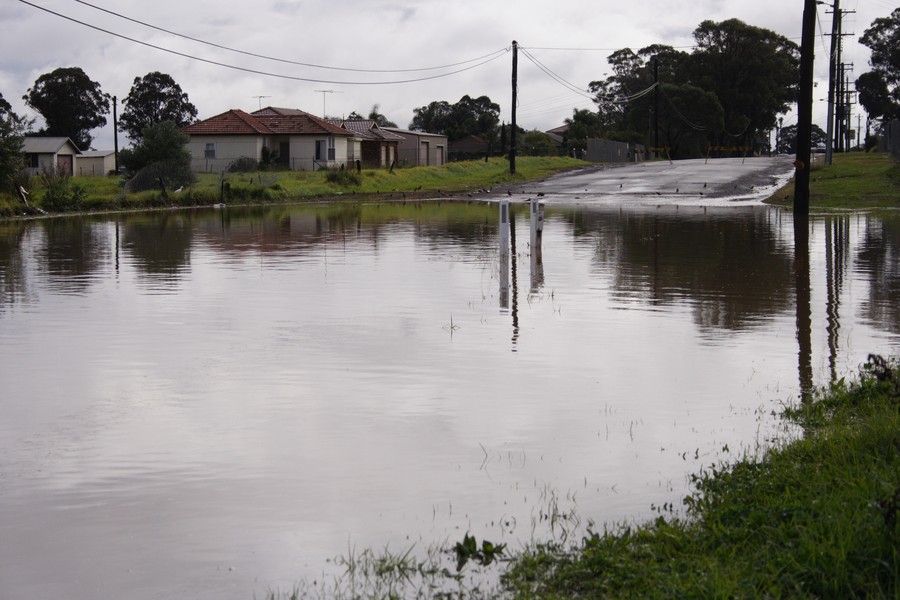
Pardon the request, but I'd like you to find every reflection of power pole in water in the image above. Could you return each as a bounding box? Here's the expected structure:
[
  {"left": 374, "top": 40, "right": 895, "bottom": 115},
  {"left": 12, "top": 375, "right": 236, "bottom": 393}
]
[
  {"left": 510, "top": 204, "right": 520, "bottom": 350},
  {"left": 530, "top": 200, "right": 544, "bottom": 292},
  {"left": 794, "top": 214, "right": 814, "bottom": 402},
  {"left": 825, "top": 216, "right": 849, "bottom": 382},
  {"left": 499, "top": 201, "right": 510, "bottom": 309}
]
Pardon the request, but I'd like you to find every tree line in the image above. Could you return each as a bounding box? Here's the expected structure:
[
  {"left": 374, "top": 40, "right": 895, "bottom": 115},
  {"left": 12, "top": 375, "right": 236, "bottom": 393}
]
[{"left": 1, "top": 9, "right": 899, "bottom": 196}]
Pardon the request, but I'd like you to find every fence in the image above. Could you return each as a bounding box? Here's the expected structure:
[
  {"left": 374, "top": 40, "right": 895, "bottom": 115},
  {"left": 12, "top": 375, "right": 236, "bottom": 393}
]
[
  {"left": 585, "top": 138, "right": 636, "bottom": 163},
  {"left": 878, "top": 120, "right": 900, "bottom": 159}
]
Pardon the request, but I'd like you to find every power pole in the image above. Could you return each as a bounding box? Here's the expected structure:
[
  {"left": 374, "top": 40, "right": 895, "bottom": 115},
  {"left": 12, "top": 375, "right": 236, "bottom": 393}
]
[
  {"left": 510, "top": 40, "right": 518, "bottom": 175},
  {"left": 653, "top": 55, "right": 660, "bottom": 158},
  {"left": 112, "top": 95, "right": 119, "bottom": 172},
  {"left": 794, "top": 0, "right": 818, "bottom": 216},
  {"left": 824, "top": 0, "right": 840, "bottom": 165}
]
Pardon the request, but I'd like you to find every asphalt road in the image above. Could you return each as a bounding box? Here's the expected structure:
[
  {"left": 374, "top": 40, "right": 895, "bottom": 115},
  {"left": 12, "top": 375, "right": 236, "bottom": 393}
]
[{"left": 506, "top": 156, "right": 796, "bottom": 207}]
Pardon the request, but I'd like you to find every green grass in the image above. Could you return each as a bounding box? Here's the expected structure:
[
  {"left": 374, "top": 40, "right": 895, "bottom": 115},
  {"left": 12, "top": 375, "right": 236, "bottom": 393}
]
[
  {"left": 767, "top": 152, "right": 900, "bottom": 208},
  {"left": 0, "top": 156, "right": 588, "bottom": 218},
  {"left": 501, "top": 355, "right": 900, "bottom": 599}
]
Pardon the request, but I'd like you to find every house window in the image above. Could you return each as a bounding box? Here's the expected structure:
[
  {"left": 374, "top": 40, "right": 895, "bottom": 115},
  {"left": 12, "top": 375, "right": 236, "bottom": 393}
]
[
  {"left": 204, "top": 143, "right": 215, "bottom": 159},
  {"left": 26, "top": 154, "right": 39, "bottom": 168},
  {"left": 327, "top": 138, "right": 336, "bottom": 161},
  {"left": 315, "top": 140, "right": 325, "bottom": 161}
]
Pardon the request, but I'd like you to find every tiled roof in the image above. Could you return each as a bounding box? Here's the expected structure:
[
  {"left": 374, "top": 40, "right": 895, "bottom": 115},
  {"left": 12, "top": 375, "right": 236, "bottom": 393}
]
[
  {"left": 181, "top": 109, "right": 273, "bottom": 135},
  {"left": 182, "top": 107, "right": 352, "bottom": 136},
  {"left": 328, "top": 119, "right": 406, "bottom": 141}
]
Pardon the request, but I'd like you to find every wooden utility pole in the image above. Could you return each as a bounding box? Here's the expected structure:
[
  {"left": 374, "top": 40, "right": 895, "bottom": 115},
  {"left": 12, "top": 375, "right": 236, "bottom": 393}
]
[
  {"left": 510, "top": 40, "right": 518, "bottom": 175},
  {"left": 112, "top": 95, "right": 119, "bottom": 172},
  {"left": 794, "top": 0, "right": 817, "bottom": 215},
  {"left": 653, "top": 56, "right": 660, "bottom": 158},
  {"left": 824, "top": 0, "right": 839, "bottom": 165}
]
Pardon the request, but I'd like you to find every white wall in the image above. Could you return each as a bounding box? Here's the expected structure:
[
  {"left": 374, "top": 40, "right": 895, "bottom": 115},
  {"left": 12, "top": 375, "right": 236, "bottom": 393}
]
[{"left": 188, "top": 136, "right": 264, "bottom": 172}]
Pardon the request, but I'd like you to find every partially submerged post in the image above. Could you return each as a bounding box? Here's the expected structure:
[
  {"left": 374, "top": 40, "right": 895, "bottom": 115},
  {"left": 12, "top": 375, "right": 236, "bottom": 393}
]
[{"left": 499, "top": 200, "right": 510, "bottom": 308}]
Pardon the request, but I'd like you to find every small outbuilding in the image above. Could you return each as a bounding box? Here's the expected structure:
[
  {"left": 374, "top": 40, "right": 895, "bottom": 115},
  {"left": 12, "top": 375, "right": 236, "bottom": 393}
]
[
  {"left": 77, "top": 150, "right": 116, "bottom": 176},
  {"left": 382, "top": 128, "right": 448, "bottom": 167},
  {"left": 22, "top": 137, "right": 82, "bottom": 176}
]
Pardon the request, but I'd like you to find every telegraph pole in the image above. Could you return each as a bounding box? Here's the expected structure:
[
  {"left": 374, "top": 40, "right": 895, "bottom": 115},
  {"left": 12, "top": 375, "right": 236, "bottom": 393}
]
[
  {"left": 824, "top": 0, "right": 839, "bottom": 165},
  {"left": 653, "top": 55, "right": 660, "bottom": 158},
  {"left": 112, "top": 96, "right": 119, "bottom": 172},
  {"left": 510, "top": 40, "right": 518, "bottom": 175},
  {"left": 794, "top": 0, "right": 818, "bottom": 215}
]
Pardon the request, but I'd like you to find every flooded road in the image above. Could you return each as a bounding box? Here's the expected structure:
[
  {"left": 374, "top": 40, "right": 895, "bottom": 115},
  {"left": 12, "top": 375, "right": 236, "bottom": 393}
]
[{"left": 0, "top": 200, "right": 898, "bottom": 598}]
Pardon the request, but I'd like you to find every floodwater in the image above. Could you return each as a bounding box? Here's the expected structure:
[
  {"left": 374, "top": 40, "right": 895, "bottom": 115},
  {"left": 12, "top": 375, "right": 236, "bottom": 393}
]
[{"left": 0, "top": 201, "right": 898, "bottom": 599}]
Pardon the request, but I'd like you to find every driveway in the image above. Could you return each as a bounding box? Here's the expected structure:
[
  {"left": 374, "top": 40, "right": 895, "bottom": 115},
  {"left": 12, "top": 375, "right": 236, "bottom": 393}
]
[{"left": 509, "top": 156, "right": 796, "bottom": 207}]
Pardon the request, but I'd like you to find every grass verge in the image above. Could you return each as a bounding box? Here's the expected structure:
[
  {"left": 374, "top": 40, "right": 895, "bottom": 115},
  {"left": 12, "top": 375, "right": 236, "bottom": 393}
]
[
  {"left": 766, "top": 152, "right": 900, "bottom": 208},
  {"left": 501, "top": 355, "right": 900, "bottom": 598},
  {"left": 0, "top": 156, "right": 589, "bottom": 218}
]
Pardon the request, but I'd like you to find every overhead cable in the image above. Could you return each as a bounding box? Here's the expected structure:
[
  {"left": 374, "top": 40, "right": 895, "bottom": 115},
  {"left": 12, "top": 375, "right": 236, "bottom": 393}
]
[
  {"left": 70, "top": 0, "right": 507, "bottom": 74},
  {"left": 17, "top": 0, "right": 508, "bottom": 85}
]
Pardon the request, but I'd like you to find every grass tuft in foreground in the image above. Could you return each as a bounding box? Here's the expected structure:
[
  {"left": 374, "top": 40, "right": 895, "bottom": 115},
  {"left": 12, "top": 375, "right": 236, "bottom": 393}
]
[{"left": 502, "top": 355, "right": 900, "bottom": 599}]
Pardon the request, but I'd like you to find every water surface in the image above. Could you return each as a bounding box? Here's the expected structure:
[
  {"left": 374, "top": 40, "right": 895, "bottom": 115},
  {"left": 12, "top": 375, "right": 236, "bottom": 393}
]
[{"left": 1, "top": 202, "right": 898, "bottom": 598}]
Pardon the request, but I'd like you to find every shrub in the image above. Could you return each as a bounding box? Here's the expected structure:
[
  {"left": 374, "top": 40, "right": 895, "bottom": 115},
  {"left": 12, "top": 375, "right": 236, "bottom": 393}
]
[
  {"left": 39, "top": 168, "right": 86, "bottom": 212},
  {"left": 325, "top": 167, "right": 361, "bottom": 186},
  {"left": 227, "top": 157, "right": 260, "bottom": 173}
]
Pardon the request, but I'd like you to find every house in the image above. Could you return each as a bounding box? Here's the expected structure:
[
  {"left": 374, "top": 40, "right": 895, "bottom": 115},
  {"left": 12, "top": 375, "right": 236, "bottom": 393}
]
[
  {"left": 77, "top": 150, "right": 116, "bottom": 176},
  {"left": 382, "top": 127, "right": 448, "bottom": 167},
  {"left": 22, "top": 137, "right": 81, "bottom": 176},
  {"left": 181, "top": 107, "right": 354, "bottom": 172},
  {"left": 327, "top": 118, "right": 405, "bottom": 168}
]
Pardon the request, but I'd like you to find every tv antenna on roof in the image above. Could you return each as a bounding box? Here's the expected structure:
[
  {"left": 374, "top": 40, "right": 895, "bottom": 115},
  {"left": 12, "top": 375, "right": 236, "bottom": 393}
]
[
  {"left": 251, "top": 95, "right": 272, "bottom": 110},
  {"left": 314, "top": 89, "right": 343, "bottom": 118}
]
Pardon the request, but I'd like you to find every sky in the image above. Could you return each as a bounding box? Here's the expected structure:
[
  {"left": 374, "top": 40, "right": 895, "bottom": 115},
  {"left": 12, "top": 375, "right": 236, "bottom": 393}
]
[{"left": 1, "top": 0, "right": 896, "bottom": 150}]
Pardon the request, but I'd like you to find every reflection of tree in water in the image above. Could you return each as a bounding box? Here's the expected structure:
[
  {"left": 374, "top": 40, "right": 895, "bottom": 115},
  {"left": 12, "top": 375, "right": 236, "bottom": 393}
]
[
  {"left": 856, "top": 214, "right": 900, "bottom": 335},
  {"left": 570, "top": 208, "right": 794, "bottom": 331},
  {"left": 191, "top": 202, "right": 499, "bottom": 259},
  {"left": 122, "top": 213, "right": 195, "bottom": 278},
  {"left": 0, "top": 222, "right": 30, "bottom": 311},
  {"left": 37, "top": 218, "right": 108, "bottom": 294}
]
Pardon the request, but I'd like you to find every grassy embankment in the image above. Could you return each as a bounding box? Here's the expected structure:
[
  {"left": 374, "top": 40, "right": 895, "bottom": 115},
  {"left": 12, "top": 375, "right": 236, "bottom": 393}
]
[
  {"left": 268, "top": 358, "right": 900, "bottom": 599},
  {"left": 0, "top": 156, "right": 588, "bottom": 218},
  {"left": 500, "top": 355, "right": 900, "bottom": 598},
  {"left": 766, "top": 151, "right": 900, "bottom": 208}
]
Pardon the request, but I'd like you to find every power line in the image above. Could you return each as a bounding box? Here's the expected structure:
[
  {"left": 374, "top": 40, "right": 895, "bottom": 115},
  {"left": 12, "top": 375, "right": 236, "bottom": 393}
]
[
  {"left": 17, "top": 0, "right": 508, "bottom": 85},
  {"left": 70, "top": 0, "right": 508, "bottom": 74},
  {"left": 519, "top": 48, "right": 594, "bottom": 99}
]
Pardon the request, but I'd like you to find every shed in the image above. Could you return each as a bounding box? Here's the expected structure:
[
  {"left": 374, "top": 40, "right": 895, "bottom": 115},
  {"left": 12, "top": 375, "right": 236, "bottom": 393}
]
[
  {"left": 382, "top": 128, "right": 448, "bottom": 167},
  {"left": 77, "top": 150, "right": 116, "bottom": 176},
  {"left": 22, "top": 137, "right": 82, "bottom": 176}
]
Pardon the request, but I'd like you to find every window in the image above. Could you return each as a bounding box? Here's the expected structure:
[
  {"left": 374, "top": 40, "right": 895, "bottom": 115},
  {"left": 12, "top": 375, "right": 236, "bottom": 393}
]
[
  {"left": 26, "top": 154, "right": 39, "bottom": 168},
  {"left": 327, "top": 138, "right": 336, "bottom": 161},
  {"left": 204, "top": 143, "right": 215, "bottom": 159},
  {"left": 315, "top": 140, "right": 325, "bottom": 161}
]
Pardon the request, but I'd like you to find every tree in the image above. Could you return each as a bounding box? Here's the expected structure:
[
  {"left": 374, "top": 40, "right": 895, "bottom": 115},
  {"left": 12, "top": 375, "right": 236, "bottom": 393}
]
[
  {"left": 410, "top": 100, "right": 453, "bottom": 133},
  {"left": 655, "top": 83, "right": 724, "bottom": 158},
  {"left": 119, "top": 72, "right": 198, "bottom": 142},
  {"left": 563, "top": 109, "right": 604, "bottom": 152},
  {"left": 776, "top": 123, "right": 827, "bottom": 154},
  {"left": 689, "top": 19, "right": 799, "bottom": 149},
  {"left": 0, "top": 93, "right": 31, "bottom": 194},
  {"left": 368, "top": 104, "right": 397, "bottom": 128},
  {"left": 409, "top": 95, "right": 500, "bottom": 142},
  {"left": 857, "top": 8, "right": 900, "bottom": 121},
  {"left": 118, "top": 120, "right": 194, "bottom": 192},
  {"left": 23, "top": 67, "right": 110, "bottom": 149},
  {"left": 521, "top": 130, "right": 558, "bottom": 156}
]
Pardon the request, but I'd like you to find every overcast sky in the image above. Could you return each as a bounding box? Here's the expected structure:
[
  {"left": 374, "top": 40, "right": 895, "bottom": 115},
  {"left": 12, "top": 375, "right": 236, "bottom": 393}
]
[{"left": 1, "top": 0, "right": 895, "bottom": 149}]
